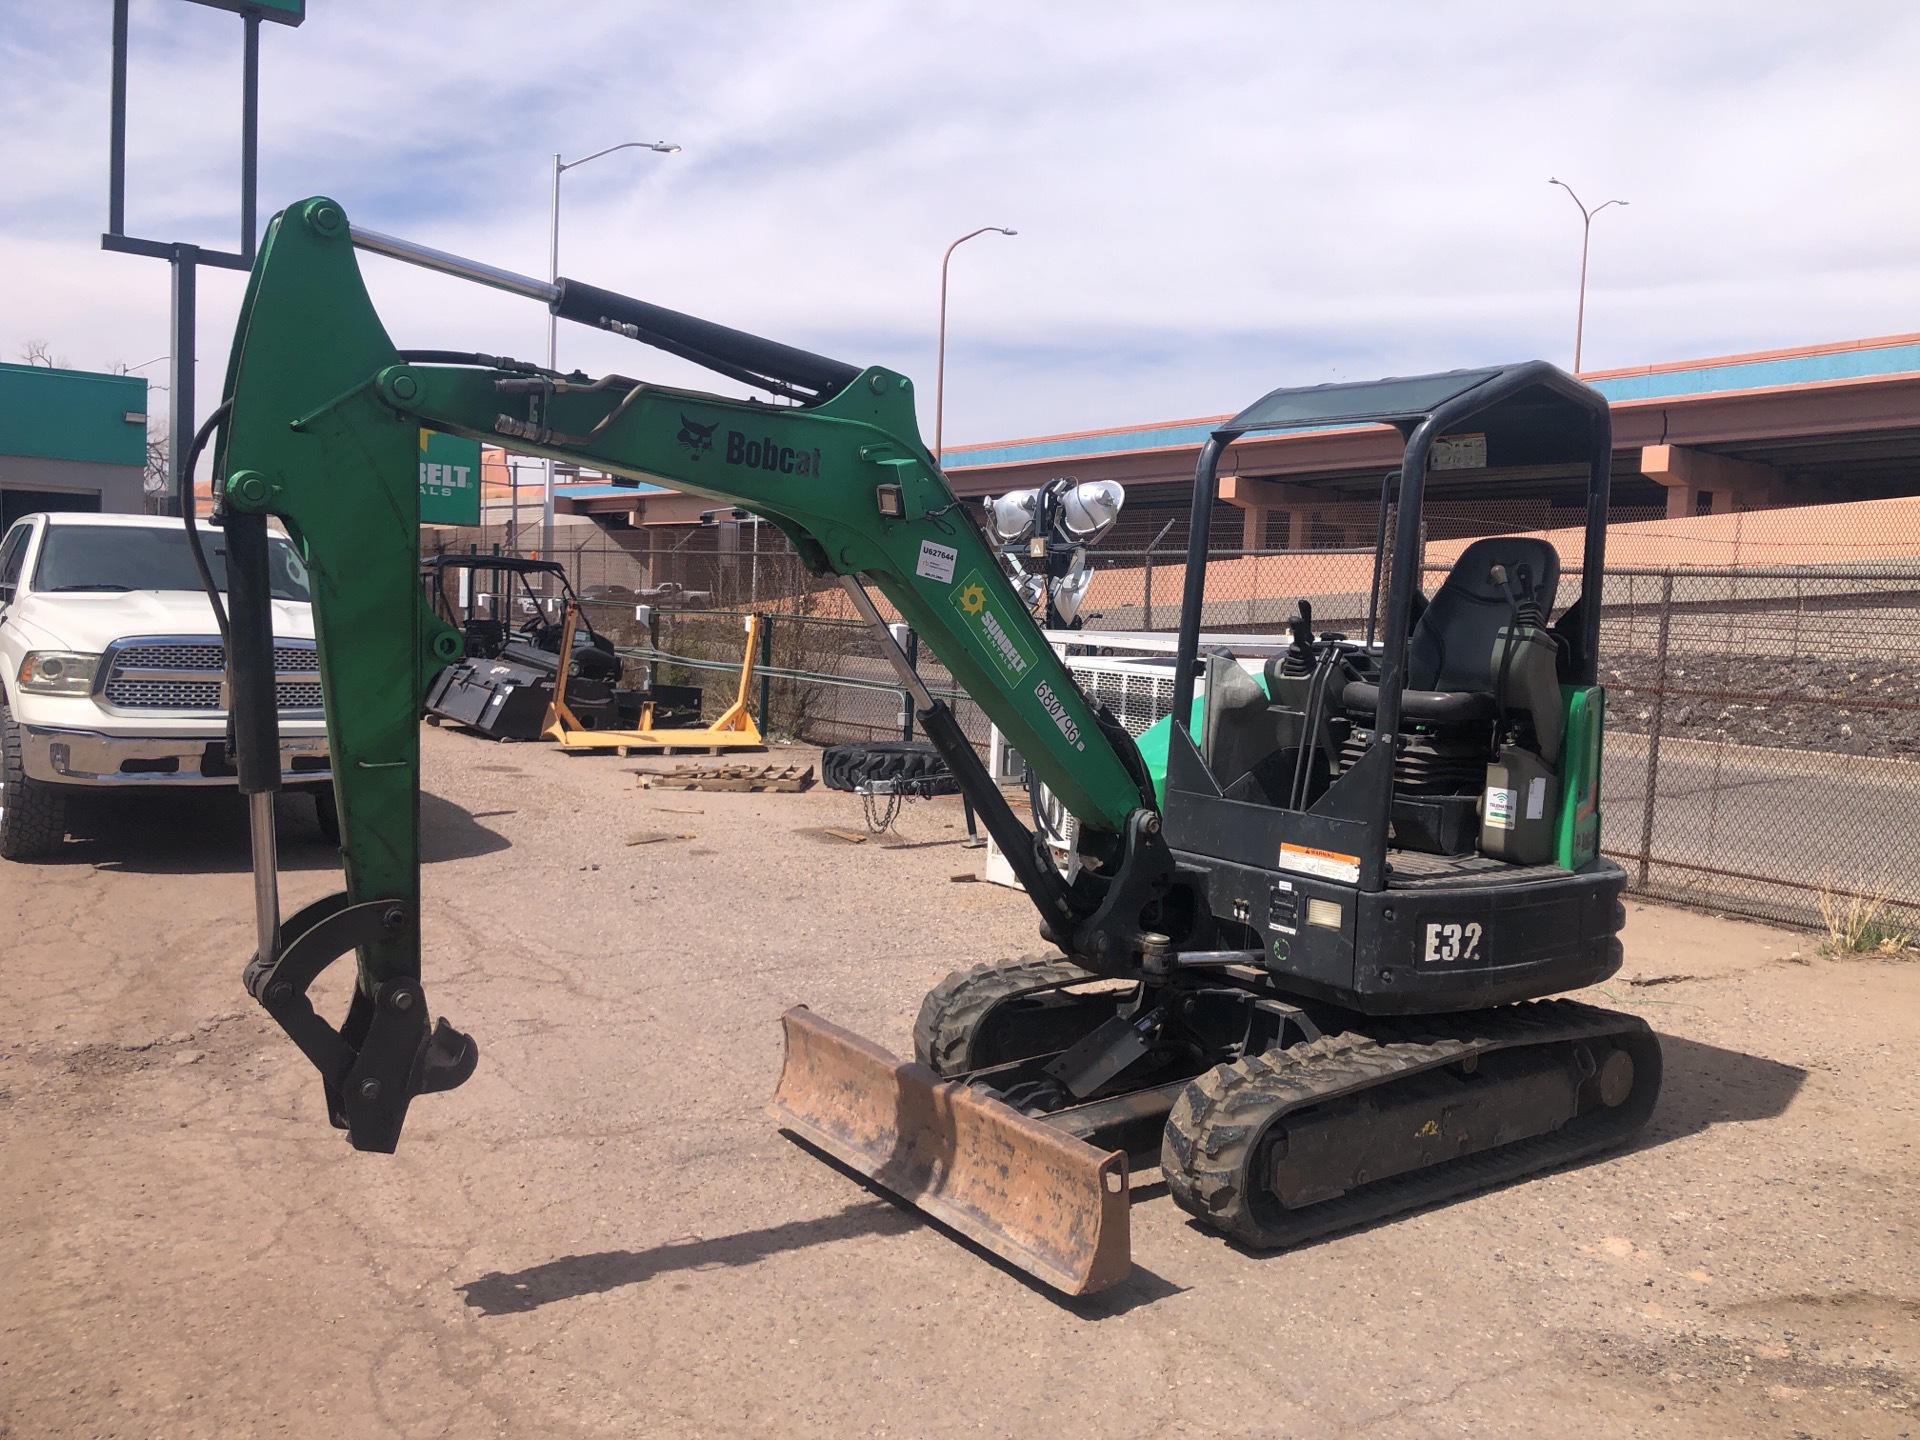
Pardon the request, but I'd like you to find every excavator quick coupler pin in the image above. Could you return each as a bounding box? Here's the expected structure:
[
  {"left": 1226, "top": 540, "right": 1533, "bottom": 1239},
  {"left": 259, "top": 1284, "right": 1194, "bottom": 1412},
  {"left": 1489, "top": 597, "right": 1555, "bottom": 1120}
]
[{"left": 241, "top": 891, "right": 478, "bottom": 1153}]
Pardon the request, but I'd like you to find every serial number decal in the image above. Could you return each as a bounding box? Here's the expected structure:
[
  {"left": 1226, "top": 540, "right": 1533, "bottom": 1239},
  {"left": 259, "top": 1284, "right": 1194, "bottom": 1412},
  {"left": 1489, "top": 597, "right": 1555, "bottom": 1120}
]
[
  {"left": 1422, "top": 921, "right": 1483, "bottom": 964},
  {"left": 915, "top": 539, "right": 958, "bottom": 583},
  {"left": 1033, "top": 679, "right": 1086, "bottom": 751}
]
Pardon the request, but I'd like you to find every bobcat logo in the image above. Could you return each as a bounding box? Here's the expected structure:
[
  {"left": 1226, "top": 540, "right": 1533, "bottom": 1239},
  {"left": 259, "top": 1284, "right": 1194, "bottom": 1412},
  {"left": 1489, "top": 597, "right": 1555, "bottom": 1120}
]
[{"left": 676, "top": 413, "right": 718, "bottom": 460}]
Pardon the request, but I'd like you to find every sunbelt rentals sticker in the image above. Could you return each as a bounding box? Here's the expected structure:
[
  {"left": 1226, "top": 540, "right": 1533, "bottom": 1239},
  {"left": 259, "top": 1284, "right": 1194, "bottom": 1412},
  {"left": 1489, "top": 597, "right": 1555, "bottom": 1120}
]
[{"left": 951, "top": 568, "right": 1036, "bottom": 687}]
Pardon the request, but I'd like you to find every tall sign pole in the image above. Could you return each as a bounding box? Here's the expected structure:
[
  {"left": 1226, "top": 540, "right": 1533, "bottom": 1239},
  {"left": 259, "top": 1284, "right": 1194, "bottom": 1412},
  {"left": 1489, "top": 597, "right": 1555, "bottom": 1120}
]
[{"left": 101, "top": 0, "right": 305, "bottom": 516}]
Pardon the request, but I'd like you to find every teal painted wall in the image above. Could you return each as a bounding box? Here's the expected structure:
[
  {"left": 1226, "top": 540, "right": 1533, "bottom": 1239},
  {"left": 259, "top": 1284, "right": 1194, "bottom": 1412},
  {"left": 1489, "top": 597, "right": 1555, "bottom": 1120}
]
[
  {"left": 942, "top": 338, "right": 1920, "bottom": 471},
  {"left": 0, "top": 363, "right": 148, "bottom": 467},
  {"left": 1586, "top": 341, "right": 1920, "bottom": 404}
]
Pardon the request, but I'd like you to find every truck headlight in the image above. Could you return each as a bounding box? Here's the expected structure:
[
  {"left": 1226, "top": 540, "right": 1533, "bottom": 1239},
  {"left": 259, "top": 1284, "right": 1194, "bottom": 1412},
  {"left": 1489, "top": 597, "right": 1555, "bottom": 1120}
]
[{"left": 18, "top": 651, "right": 102, "bottom": 695}]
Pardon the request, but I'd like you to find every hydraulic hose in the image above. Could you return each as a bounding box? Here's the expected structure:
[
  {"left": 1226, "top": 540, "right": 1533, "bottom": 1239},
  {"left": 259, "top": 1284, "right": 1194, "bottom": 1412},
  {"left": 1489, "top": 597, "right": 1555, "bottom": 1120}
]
[
  {"left": 1288, "top": 649, "right": 1339, "bottom": 812},
  {"left": 1491, "top": 563, "right": 1544, "bottom": 753},
  {"left": 178, "top": 400, "right": 235, "bottom": 646}
]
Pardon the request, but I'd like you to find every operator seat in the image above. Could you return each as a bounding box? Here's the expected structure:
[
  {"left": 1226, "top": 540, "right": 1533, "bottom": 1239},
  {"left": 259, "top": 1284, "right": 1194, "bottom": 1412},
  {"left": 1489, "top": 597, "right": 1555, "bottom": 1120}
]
[{"left": 1343, "top": 535, "right": 1562, "bottom": 752}]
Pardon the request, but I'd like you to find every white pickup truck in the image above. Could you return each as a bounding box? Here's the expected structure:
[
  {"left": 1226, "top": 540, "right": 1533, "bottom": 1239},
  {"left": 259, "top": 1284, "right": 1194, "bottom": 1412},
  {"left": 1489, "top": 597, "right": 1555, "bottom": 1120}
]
[{"left": 0, "top": 511, "right": 332, "bottom": 860}]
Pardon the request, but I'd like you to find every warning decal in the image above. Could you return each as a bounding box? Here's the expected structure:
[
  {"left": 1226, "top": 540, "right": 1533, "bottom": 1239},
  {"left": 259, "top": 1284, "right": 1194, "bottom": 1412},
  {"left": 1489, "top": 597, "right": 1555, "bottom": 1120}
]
[{"left": 1278, "top": 842, "right": 1361, "bottom": 885}]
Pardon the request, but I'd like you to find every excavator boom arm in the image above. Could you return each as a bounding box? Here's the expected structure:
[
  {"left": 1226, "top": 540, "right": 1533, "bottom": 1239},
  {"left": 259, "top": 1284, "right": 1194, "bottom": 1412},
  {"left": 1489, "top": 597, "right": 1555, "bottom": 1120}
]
[
  {"left": 213, "top": 198, "right": 1164, "bottom": 1155},
  {"left": 224, "top": 196, "right": 1144, "bottom": 841}
]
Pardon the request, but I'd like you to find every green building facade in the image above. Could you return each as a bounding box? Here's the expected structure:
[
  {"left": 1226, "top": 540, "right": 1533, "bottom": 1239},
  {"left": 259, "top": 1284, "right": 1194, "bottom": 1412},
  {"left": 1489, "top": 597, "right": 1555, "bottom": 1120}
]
[{"left": 0, "top": 362, "right": 151, "bottom": 528}]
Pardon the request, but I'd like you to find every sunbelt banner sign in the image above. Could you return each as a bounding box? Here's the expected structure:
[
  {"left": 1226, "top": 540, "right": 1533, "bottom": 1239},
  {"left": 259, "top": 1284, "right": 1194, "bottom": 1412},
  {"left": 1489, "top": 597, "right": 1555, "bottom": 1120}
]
[{"left": 418, "top": 430, "right": 482, "bottom": 526}]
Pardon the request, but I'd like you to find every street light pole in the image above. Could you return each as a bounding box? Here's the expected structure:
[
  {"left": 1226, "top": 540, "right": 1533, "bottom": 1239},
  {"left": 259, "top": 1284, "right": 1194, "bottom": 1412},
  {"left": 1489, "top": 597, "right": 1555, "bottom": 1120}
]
[
  {"left": 543, "top": 140, "right": 679, "bottom": 564},
  {"left": 934, "top": 225, "right": 1016, "bottom": 463},
  {"left": 1548, "top": 178, "right": 1627, "bottom": 375}
]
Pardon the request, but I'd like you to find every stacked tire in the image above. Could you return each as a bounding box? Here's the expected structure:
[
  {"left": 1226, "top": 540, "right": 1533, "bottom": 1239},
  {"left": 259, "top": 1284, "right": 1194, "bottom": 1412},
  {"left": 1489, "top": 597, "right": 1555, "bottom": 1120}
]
[{"left": 820, "top": 741, "right": 959, "bottom": 795}]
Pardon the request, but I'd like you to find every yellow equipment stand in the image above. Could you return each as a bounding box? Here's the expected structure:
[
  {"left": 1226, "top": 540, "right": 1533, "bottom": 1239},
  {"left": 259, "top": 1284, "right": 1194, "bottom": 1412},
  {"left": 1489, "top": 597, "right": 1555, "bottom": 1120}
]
[{"left": 543, "top": 603, "right": 766, "bottom": 755}]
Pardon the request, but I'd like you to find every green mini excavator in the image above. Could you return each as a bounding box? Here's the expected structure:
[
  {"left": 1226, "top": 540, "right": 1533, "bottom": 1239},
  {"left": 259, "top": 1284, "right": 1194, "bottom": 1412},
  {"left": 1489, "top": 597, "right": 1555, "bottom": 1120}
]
[{"left": 208, "top": 197, "right": 1659, "bottom": 1296}]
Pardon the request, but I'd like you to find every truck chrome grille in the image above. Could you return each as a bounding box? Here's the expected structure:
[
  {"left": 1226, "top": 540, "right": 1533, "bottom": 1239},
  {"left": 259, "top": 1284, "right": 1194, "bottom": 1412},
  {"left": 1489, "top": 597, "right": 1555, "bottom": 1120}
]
[
  {"left": 99, "top": 637, "right": 323, "bottom": 714},
  {"left": 108, "top": 643, "right": 320, "bottom": 674}
]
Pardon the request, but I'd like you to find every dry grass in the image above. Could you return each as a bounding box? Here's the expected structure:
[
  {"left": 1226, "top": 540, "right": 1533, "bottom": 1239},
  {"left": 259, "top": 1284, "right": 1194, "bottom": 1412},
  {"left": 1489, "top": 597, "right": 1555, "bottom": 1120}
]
[{"left": 1817, "top": 881, "right": 1918, "bottom": 956}]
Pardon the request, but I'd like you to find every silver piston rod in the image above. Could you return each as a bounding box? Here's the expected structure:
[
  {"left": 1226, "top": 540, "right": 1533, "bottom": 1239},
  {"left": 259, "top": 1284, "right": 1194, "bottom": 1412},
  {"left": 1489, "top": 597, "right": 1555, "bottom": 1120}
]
[
  {"left": 249, "top": 790, "right": 280, "bottom": 961},
  {"left": 839, "top": 575, "right": 936, "bottom": 710},
  {"left": 349, "top": 225, "right": 559, "bottom": 304}
]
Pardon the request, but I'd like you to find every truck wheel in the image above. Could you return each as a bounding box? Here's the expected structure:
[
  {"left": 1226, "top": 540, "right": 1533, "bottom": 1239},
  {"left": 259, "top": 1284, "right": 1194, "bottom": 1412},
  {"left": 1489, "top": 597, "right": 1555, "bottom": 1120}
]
[
  {"left": 0, "top": 702, "right": 69, "bottom": 860},
  {"left": 313, "top": 788, "right": 341, "bottom": 846}
]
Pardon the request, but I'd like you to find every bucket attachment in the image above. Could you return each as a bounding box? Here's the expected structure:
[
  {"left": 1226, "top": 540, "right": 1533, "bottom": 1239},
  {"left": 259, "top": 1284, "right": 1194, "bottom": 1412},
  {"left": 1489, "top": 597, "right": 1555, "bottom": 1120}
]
[{"left": 771, "top": 1007, "right": 1131, "bottom": 1296}]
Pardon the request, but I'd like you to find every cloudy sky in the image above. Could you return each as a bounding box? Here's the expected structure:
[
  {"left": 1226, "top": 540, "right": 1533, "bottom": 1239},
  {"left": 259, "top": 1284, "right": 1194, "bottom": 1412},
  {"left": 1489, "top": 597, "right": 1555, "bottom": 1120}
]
[{"left": 5, "top": 2, "right": 1920, "bottom": 452}]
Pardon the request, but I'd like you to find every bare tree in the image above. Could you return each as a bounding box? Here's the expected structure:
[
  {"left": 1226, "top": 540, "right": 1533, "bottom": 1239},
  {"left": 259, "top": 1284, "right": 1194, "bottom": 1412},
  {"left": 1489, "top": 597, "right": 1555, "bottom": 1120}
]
[
  {"left": 143, "top": 429, "right": 171, "bottom": 514},
  {"left": 20, "top": 340, "right": 70, "bottom": 369},
  {"left": 105, "top": 358, "right": 173, "bottom": 512}
]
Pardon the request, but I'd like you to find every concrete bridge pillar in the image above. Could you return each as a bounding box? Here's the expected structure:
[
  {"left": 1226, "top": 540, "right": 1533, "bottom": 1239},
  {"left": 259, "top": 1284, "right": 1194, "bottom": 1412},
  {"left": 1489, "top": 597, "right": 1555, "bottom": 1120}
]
[
  {"left": 1640, "top": 443, "right": 1792, "bottom": 517},
  {"left": 1220, "top": 475, "right": 1310, "bottom": 550}
]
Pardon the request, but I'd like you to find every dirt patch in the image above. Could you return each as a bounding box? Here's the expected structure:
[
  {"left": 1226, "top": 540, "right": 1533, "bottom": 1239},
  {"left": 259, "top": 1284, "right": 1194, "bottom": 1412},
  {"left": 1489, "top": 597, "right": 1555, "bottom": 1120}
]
[
  {"left": 1578, "top": 1325, "right": 1920, "bottom": 1434},
  {"left": 1, "top": 728, "right": 1915, "bottom": 1439}
]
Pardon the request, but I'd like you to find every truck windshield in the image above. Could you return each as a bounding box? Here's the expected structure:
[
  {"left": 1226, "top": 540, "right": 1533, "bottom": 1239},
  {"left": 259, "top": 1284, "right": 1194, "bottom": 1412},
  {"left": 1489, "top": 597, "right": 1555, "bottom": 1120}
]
[{"left": 32, "top": 525, "right": 311, "bottom": 602}]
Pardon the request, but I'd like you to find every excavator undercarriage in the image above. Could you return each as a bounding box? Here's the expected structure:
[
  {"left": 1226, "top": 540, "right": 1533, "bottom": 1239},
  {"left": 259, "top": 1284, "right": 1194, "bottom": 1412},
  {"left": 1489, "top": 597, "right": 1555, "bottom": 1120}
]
[
  {"left": 206, "top": 196, "right": 1662, "bottom": 1299},
  {"left": 775, "top": 945, "right": 1659, "bottom": 1290}
]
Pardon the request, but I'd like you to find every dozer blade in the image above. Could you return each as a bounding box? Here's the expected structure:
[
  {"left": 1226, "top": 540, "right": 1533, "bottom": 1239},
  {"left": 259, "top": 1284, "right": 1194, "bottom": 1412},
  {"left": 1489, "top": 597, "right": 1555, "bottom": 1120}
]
[{"left": 770, "top": 1007, "right": 1131, "bottom": 1296}]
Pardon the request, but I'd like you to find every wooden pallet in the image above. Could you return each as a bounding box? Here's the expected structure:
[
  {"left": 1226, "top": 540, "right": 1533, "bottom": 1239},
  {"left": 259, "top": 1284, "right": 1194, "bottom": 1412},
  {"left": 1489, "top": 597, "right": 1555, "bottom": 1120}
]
[{"left": 635, "top": 762, "right": 816, "bottom": 793}]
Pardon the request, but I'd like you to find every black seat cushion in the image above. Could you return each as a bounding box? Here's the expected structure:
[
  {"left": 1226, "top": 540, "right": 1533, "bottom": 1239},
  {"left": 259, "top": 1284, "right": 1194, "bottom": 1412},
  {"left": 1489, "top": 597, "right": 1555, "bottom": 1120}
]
[
  {"left": 1408, "top": 536, "right": 1561, "bottom": 692},
  {"left": 1343, "top": 680, "right": 1497, "bottom": 725}
]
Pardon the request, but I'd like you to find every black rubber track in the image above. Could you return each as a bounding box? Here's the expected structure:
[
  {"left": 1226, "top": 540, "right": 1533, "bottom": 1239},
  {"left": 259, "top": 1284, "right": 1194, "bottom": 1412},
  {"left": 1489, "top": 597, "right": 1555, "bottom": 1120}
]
[
  {"left": 913, "top": 954, "right": 1128, "bottom": 1076},
  {"left": 0, "top": 702, "right": 67, "bottom": 860},
  {"left": 821, "top": 741, "right": 959, "bottom": 795},
  {"left": 1161, "top": 1000, "right": 1662, "bottom": 1249}
]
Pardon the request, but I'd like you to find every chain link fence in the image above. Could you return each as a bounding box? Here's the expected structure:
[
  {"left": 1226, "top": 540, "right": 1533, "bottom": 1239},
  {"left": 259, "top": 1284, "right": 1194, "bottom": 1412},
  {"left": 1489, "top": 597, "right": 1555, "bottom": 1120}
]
[
  {"left": 427, "top": 521, "right": 839, "bottom": 613},
  {"left": 575, "top": 601, "right": 997, "bottom": 757},
  {"left": 1591, "top": 565, "right": 1920, "bottom": 931},
  {"left": 461, "top": 519, "right": 1919, "bottom": 935}
]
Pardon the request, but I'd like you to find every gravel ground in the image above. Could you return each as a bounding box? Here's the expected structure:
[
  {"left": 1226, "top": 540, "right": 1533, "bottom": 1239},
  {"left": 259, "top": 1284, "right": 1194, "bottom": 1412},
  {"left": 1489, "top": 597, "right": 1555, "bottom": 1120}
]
[{"left": 1, "top": 727, "right": 1917, "bottom": 1438}]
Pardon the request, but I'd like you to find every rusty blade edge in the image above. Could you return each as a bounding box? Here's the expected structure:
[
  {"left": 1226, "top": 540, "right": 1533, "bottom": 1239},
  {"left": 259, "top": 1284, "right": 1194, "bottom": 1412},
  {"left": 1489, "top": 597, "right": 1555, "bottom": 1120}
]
[{"left": 769, "top": 1006, "right": 1132, "bottom": 1297}]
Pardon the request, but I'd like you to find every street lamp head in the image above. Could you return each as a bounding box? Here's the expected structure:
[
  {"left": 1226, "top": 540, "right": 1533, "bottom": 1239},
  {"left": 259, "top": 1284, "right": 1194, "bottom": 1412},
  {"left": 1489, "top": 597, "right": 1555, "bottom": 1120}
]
[
  {"left": 1549, "top": 178, "right": 1627, "bottom": 220},
  {"left": 560, "top": 140, "right": 683, "bottom": 171},
  {"left": 997, "top": 227, "right": 1017, "bottom": 236}
]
